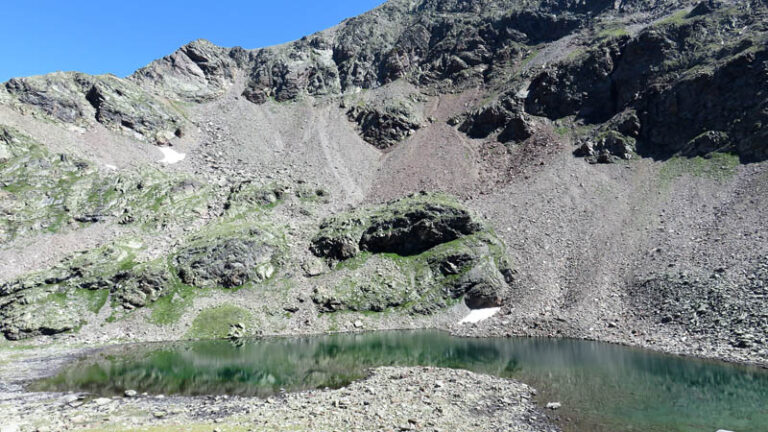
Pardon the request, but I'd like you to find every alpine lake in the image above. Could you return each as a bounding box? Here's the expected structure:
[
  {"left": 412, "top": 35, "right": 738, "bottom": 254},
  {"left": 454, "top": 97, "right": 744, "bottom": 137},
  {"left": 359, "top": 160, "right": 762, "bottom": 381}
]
[{"left": 31, "top": 330, "right": 768, "bottom": 432}]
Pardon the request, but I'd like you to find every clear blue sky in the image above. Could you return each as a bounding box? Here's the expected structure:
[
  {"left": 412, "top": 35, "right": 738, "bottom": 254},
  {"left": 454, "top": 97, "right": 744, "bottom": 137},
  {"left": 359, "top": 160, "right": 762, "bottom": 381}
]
[{"left": 0, "top": 0, "right": 385, "bottom": 82}]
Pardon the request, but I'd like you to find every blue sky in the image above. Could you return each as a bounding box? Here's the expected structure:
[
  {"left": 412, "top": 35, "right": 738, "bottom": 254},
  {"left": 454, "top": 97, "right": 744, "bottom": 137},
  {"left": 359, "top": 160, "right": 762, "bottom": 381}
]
[{"left": 0, "top": 0, "right": 385, "bottom": 82}]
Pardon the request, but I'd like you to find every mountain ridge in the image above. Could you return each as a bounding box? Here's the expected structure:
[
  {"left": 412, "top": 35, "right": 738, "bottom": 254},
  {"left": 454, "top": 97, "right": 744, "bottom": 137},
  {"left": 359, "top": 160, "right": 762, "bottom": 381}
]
[{"left": 0, "top": 0, "right": 765, "bottom": 370}]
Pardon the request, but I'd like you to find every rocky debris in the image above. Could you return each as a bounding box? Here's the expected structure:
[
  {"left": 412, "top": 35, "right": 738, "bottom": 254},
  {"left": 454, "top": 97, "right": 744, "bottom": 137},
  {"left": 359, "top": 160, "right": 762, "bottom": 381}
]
[
  {"left": 574, "top": 130, "right": 635, "bottom": 163},
  {"left": 524, "top": 2, "right": 768, "bottom": 161},
  {"left": 459, "top": 93, "right": 535, "bottom": 143},
  {"left": 175, "top": 237, "right": 279, "bottom": 289},
  {"left": 310, "top": 193, "right": 513, "bottom": 313},
  {"left": 629, "top": 257, "right": 768, "bottom": 356},
  {"left": 4, "top": 72, "right": 184, "bottom": 143},
  {"left": 0, "top": 364, "right": 555, "bottom": 432}
]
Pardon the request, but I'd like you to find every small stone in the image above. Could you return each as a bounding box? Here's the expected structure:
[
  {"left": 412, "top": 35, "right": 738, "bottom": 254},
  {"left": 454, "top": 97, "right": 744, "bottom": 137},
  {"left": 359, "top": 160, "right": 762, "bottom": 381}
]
[
  {"left": 92, "top": 397, "right": 112, "bottom": 406},
  {"left": 153, "top": 411, "right": 166, "bottom": 418},
  {"left": 354, "top": 320, "right": 363, "bottom": 328},
  {"left": 124, "top": 389, "right": 138, "bottom": 398},
  {"left": 62, "top": 394, "right": 80, "bottom": 404},
  {"left": 546, "top": 402, "right": 562, "bottom": 410}
]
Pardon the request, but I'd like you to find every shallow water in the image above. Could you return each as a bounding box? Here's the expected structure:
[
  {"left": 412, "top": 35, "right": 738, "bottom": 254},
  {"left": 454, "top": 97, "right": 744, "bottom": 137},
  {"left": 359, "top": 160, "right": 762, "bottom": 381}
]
[{"left": 33, "top": 330, "right": 768, "bottom": 432}]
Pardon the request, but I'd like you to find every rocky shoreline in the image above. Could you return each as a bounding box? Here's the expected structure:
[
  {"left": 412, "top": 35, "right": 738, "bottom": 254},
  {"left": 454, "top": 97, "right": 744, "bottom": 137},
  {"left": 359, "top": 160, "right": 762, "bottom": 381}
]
[
  {"left": 0, "top": 339, "right": 558, "bottom": 432},
  {"left": 1, "top": 321, "right": 765, "bottom": 432}
]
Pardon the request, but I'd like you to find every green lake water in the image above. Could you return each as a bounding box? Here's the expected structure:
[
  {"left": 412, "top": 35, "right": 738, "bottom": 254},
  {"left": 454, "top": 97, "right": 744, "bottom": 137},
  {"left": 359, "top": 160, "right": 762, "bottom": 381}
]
[{"left": 32, "top": 330, "right": 768, "bottom": 432}]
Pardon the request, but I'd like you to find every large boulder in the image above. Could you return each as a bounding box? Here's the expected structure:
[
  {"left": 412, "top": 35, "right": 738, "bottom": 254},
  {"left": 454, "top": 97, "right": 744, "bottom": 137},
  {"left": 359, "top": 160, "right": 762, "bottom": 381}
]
[
  {"left": 346, "top": 103, "right": 421, "bottom": 149},
  {"left": 175, "top": 237, "right": 279, "bottom": 289},
  {"left": 112, "top": 269, "right": 172, "bottom": 309},
  {"left": 311, "top": 193, "right": 483, "bottom": 260},
  {"left": 359, "top": 204, "right": 482, "bottom": 256}
]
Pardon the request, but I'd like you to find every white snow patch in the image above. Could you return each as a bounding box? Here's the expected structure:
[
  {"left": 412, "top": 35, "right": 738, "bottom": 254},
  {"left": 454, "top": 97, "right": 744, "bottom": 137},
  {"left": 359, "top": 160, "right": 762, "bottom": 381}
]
[
  {"left": 158, "top": 147, "right": 186, "bottom": 164},
  {"left": 105, "top": 164, "right": 117, "bottom": 170},
  {"left": 459, "top": 307, "right": 501, "bottom": 324}
]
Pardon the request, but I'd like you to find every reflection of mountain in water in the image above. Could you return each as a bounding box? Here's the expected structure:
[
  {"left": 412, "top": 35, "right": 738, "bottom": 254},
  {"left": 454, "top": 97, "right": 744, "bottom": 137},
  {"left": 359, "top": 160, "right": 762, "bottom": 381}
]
[{"left": 32, "top": 331, "right": 768, "bottom": 432}]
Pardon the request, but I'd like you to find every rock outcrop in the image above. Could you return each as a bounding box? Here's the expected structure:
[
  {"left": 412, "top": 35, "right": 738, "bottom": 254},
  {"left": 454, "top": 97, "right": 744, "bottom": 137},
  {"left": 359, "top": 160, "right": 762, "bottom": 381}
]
[
  {"left": 175, "top": 237, "right": 279, "bottom": 289},
  {"left": 523, "top": 2, "right": 768, "bottom": 161},
  {"left": 0, "top": 127, "right": 210, "bottom": 243},
  {"left": 310, "top": 193, "right": 513, "bottom": 313},
  {"left": 4, "top": 73, "right": 185, "bottom": 143}
]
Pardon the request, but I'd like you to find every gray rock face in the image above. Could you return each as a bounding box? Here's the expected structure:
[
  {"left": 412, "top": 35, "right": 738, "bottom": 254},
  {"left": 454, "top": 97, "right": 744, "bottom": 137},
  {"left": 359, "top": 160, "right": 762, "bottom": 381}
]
[
  {"left": 130, "top": 39, "right": 243, "bottom": 102},
  {"left": 84, "top": 78, "right": 184, "bottom": 144},
  {"left": 4, "top": 73, "right": 185, "bottom": 143},
  {"left": 311, "top": 193, "right": 483, "bottom": 259},
  {"left": 5, "top": 73, "right": 90, "bottom": 123},
  {"left": 175, "top": 238, "right": 277, "bottom": 289},
  {"left": 346, "top": 105, "right": 421, "bottom": 149},
  {"left": 524, "top": 2, "right": 768, "bottom": 161},
  {"left": 359, "top": 204, "right": 482, "bottom": 256}
]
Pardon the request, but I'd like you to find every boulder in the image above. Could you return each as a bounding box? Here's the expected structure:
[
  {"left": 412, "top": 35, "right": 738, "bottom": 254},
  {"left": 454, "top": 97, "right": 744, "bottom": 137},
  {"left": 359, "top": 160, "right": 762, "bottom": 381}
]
[
  {"left": 175, "top": 238, "right": 278, "bottom": 289},
  {"left": 347, "top": 105, "right": 421, "bottom": 149}
]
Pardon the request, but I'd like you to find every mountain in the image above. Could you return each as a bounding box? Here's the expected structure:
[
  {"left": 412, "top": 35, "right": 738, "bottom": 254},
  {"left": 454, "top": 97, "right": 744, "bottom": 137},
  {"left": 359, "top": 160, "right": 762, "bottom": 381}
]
[{"left": 0, "top": 0, "right": 766, "bottom": 368}]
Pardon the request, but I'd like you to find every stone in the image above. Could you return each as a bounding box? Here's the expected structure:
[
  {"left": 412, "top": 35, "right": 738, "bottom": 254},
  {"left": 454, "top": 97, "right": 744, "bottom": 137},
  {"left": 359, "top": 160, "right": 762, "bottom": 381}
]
[
  {"left": 124, "top": 389, "right": 138, "bottom": 398},
  {"left": 175, "top": 237, "right": 278, "bottom": 289},
  {"left": 546, "top": 402, "right": 561, "bottom": 410},
  {"left": 302, "top": 258, "right": 327, "bottom": 277}
]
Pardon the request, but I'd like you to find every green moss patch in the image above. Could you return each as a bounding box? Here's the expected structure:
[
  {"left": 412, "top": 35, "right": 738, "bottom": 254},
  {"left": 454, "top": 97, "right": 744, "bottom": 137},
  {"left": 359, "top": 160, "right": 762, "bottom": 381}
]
[
  {"left": 659, "top": 152, "right": 740, "bottom": 186},
  {"left": 186, "top": 304, "right": 254, "bottom": 340}
]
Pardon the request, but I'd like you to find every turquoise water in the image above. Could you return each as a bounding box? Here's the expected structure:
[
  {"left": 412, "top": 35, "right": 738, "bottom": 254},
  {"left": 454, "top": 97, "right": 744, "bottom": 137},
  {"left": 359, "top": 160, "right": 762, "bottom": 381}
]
[{"left": 33, "top": 331, "right": 768, "bottom": 432}]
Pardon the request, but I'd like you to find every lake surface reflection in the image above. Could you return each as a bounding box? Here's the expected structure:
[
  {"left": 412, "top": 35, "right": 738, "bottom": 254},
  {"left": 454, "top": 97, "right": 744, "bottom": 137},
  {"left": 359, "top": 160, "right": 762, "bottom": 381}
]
[{"left": 32, "top": 330, "right": 768, "bottom": 432}]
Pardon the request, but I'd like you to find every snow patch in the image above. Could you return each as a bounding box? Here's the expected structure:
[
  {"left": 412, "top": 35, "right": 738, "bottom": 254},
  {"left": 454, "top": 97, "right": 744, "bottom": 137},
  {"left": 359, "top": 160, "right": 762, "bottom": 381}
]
[
  {"left": 459, "top": 307, "right": 501, "bottom": 324},
  {"left": 158, "top": 147, "right": 186, "bottom": 164},
  {"left": 105, "top": 164, "right": 117, "bottom": 170}
]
